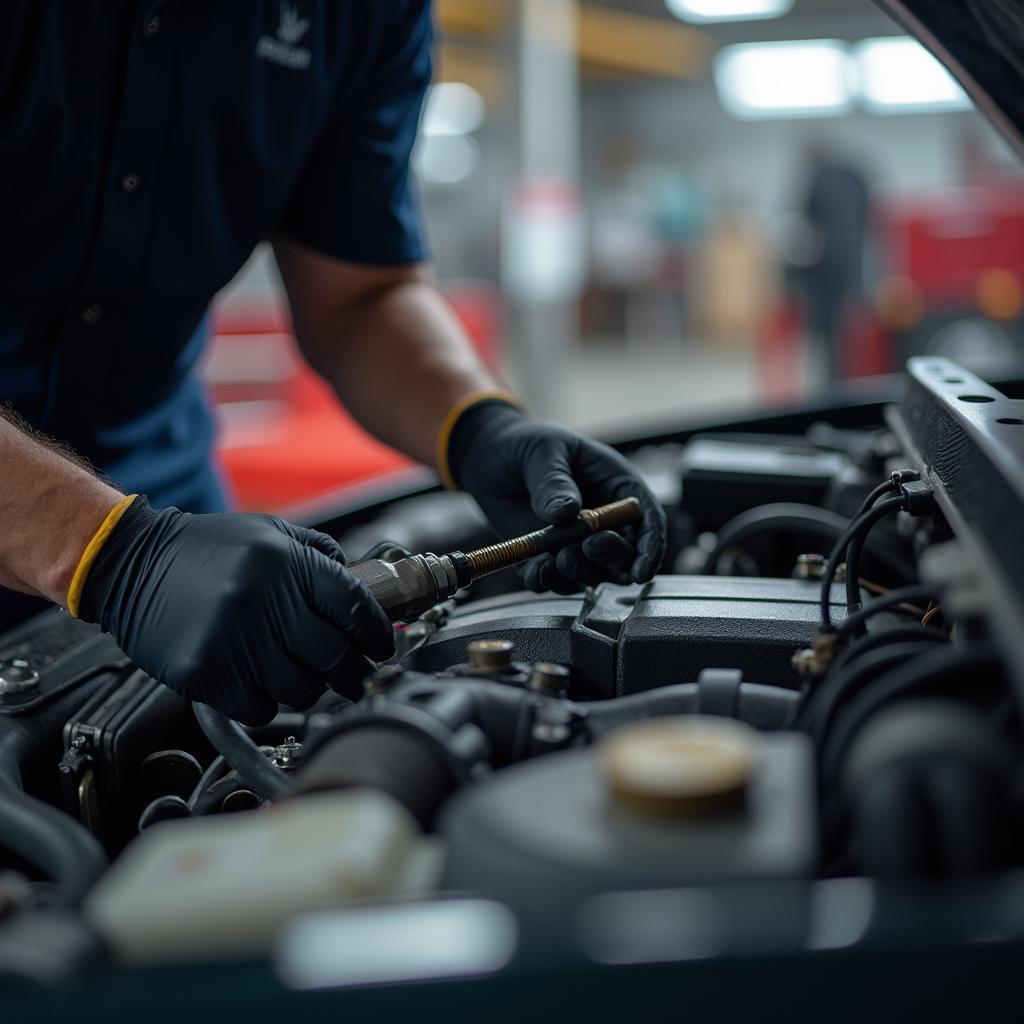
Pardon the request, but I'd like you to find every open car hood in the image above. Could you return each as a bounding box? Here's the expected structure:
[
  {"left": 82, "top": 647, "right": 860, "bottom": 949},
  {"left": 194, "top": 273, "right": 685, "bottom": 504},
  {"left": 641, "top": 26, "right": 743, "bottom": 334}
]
[{"left": 878, "top": 1, "right": 1024, "bottom": 158}]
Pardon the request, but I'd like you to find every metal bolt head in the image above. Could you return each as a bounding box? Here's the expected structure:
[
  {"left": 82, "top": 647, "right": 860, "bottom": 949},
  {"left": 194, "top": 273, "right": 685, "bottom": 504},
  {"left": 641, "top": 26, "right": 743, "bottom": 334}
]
[
  {"left": 467, "top": 638, "right": 514, "bottom": 673},
  {"left": 363, "top": 663, "right": 405, "bottom": 697},
  {"left": 791, "top": 631, "right": 839, "bottom": 677},
  {"left": 0, "top": 659, "right": 39, "bottom": 699},
  {"left": 527, "top": 662, "right": 570, "bottom": 694},
  {"left": 793, "top": 553, "right": 827, "bottom": 581},
  {"left": 272, "top": 737, "right": 303, "bottom": 771},
  {"left": 532, "top": 721, "right": 571, "bottom": 745}
]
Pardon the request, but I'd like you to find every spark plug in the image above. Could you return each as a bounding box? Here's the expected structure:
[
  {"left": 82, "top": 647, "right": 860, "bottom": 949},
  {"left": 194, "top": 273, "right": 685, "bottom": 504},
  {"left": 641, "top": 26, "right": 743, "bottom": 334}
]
[{"left": 348, "top": 497, "right": 642, "bottom": 623}]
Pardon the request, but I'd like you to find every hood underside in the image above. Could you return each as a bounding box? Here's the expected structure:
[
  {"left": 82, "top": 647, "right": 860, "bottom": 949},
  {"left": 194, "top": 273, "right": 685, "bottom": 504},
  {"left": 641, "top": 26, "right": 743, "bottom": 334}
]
[{"left": 876, "top": 0, "right": 1024, "bottom": 159}]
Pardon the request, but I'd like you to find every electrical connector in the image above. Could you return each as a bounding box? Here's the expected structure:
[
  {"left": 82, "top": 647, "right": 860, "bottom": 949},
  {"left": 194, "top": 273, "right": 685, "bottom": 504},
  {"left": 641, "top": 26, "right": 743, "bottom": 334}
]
[
  {"left": 890, "top": 468, "right": 921, "bottom": 487},
  {"left": 898, "top": 479, "right": 938, "bottom": 516}
]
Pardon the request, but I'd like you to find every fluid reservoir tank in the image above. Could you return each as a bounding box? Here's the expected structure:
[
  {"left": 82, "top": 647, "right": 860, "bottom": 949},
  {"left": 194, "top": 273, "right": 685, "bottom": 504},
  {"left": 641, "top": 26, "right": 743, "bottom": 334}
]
[{"left": 439, "top": 717, "right": 817, "bottom": 921}]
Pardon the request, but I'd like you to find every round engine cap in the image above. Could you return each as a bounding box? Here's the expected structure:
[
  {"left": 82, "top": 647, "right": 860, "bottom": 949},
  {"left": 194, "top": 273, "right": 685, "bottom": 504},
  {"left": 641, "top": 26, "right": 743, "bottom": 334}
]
[
  {"left": 599, "top": 715, "right": 757, "bottom": 817},
  {"left": 0, "top": 659, "right": 39, "bottom": 699},
  {"left": 467, "top": 638, "right": 514, "bottom": 672}
]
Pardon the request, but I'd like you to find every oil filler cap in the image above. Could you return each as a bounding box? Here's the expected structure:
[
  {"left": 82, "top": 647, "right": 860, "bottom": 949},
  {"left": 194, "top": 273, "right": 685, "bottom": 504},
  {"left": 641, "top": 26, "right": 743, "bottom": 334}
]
[{"left": 599, "top": 715, "right": 757, "bottom": 818}]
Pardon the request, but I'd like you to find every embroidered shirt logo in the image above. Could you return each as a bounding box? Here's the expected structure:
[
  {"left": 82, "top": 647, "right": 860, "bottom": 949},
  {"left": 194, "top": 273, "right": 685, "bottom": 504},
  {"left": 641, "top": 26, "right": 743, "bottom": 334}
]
[{"left": 257, "top": 3, "right": 311, "bottom": 70}]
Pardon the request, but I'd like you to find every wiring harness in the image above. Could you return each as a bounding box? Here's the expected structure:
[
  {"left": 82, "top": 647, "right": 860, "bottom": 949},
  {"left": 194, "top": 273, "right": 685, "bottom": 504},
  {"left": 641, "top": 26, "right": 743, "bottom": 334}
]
[{"left": 791, "top": 470, "right": 939, "bottom": 678}]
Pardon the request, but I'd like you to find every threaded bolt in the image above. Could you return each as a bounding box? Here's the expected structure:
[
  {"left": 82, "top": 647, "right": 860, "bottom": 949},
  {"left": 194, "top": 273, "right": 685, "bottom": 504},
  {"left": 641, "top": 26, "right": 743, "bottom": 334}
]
[
  {"left": 465, "top": 497, "right": 641, "bottom": 578},
  {"left": 466, "top": 531, "right": 549, "bottom": 577},
  {"left": 578, "top": 497, "right": 642, "bottom": 533}
]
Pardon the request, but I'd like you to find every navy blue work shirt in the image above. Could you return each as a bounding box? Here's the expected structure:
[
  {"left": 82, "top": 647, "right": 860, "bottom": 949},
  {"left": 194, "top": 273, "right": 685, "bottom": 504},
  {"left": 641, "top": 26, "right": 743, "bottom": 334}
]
[{"left": 1, "top": 0, "right": 431, "bottom": 513}]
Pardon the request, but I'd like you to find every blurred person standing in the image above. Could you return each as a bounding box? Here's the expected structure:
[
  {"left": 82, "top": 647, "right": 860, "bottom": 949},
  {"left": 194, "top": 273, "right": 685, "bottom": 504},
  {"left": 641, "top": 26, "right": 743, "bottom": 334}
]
[{"left": 795, "top": 143, "right": 872, "bottom": 385}]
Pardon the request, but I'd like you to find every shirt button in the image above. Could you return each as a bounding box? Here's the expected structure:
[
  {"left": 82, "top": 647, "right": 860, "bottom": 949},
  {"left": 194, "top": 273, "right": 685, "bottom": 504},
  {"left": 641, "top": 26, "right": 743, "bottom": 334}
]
[
  {"left": 121, "top": 172, "right": 141, "bottom": 193},
  {"left": 80, "top": 303, "right": 102, "bottom": 326},
  {"left": 142, "top": 15, "right": 161, "bottom": 37}
]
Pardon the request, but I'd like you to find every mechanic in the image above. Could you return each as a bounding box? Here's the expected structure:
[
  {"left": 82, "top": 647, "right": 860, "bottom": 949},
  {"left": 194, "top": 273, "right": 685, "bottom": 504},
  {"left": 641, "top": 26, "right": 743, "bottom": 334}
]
[{"left": 0, "top": 2, "right": 665, "bottom": 725}]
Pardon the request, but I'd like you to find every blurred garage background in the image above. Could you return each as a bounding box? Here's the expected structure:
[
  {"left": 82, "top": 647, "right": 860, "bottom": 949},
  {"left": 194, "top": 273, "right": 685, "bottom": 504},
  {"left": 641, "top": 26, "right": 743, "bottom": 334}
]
[{"left": 206, "top": 0, "right": 1024, "bottom": 511}]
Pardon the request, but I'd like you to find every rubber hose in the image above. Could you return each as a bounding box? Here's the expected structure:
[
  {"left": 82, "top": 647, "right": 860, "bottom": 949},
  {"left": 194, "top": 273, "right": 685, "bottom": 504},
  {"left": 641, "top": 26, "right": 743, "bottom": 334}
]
[
  {"left": 790, "top": 628, "right": 948, "bottom": 731},
  {"left": 826, "top": 625, "right": 949, "bottom": 680},
  {"left": 802, "top": 641, "right": 938, "bottom": 742},
  {"left": 186, "top": 755, "right": 233, "bottom": 814},
  {"left": 190, "top": 770, "right": 252, "bottom": 817},
  {"left": 821, "top": 648, "right": 1001, "bottom": 784},
  {"left": 292, "top": 726, "right": 453, "bottom": 828},
  {"left": 582, "top": 683, "right": 798, "bottom": 737},
  {"left": 702, "top": 502, "right": 913, "bottom": 583},
  {"left": 581, "top": 684, "right": 699, "bottom": 738},
  {"left": 192, "top": 702, "right": 288, "bottom": 800},
  {"left": 0, "top": 769, "right": 107, "bottom": 907}
]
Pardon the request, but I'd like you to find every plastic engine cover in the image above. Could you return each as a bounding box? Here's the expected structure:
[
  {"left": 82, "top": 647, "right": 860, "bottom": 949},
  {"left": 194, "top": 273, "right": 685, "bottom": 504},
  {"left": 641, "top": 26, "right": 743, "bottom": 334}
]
[{"left": 407, "top": 575, "right": 833, "bottom": 698}]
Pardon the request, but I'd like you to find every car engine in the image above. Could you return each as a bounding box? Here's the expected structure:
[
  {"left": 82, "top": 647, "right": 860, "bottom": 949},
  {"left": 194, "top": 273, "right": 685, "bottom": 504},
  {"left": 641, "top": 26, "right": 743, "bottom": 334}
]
[{"left": 2, "top": 356, "right": 1024, "bottom": 999}]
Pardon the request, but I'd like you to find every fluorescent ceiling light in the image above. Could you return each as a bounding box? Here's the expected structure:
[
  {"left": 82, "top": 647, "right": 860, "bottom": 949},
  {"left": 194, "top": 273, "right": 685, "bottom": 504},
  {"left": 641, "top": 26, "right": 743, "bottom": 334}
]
[
  {"left": 665, "top": 0, "right": 792, "bottom": 23},
  {"left": 713, "top": 40, "right": 854, "bottom": 119},
  {"left": 422, "top": 82, "right": 485, "bottom": 137},
  {"left": 856, "top": 37, "right": 970, "bottom": 113}
]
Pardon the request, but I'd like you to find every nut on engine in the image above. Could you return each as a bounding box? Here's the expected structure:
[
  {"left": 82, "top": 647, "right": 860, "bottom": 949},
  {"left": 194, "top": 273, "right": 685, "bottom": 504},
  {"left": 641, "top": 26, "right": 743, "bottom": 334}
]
[{"left": 791, "top": 631, "right": 840, "bottom": 677}]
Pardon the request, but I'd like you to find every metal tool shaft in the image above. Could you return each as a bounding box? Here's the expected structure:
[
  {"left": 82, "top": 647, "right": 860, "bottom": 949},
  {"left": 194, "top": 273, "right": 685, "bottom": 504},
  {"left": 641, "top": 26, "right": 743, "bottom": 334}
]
[
  {"left": 464, "top": 497, "right": 641, "bottom": 578},
  {"left": 349, "top": 497, "right": 643, "bottom": 623}
]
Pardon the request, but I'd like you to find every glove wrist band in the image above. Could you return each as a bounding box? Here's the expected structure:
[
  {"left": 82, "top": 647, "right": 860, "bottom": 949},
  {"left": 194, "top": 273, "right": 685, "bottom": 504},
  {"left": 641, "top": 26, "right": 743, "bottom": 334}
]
[
  {"left": 437, "top": 389, "right": 525, "bottom": 490},
  {"left": 66, "top": 494, "right": 139, "bottom": 617}
]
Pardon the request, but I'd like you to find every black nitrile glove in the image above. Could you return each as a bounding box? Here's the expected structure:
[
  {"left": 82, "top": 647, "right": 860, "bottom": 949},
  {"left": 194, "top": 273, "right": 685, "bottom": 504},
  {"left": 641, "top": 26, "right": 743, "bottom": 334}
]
[
  {"left": 447, "top": 400, "right": 667, "bottom": 594},
  {"left": 79, "top": 497, "right": 394, "bottom": 725}
]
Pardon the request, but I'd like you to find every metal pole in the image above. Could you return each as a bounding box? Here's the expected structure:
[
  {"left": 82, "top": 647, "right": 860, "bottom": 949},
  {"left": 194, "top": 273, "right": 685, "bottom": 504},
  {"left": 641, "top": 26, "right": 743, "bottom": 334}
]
[{"left": 502, "top": 0, "right": 582, "bottom": 420}]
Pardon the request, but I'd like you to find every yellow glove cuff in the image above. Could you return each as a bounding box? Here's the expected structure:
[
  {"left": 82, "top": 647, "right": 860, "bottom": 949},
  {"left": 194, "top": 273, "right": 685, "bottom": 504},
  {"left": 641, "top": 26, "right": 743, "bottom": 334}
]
[
  {"left": 436, "top": 390, "right": 525, "bottom": 491},
  {"left": 66, "top": 494, "right": 139, "bottom": 618}
]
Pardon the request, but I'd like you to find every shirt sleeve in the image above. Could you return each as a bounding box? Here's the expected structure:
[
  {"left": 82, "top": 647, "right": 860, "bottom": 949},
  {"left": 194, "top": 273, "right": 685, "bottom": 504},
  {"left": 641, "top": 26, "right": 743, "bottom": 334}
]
[{"left": 278, "top": 0, "right": 432, "bottom": 265}]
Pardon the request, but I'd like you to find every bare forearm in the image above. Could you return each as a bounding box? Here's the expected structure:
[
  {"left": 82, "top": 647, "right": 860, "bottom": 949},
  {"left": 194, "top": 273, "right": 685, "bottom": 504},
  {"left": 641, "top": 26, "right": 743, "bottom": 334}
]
[
  {"left": 319, "top": 281, "right": 498, "bottom": 464},
  {"left": 0, "top": 411, "right": 122, "bottom": 604},
  {"left": 274, "top": 240, "right": 501, "bottom": 468}
]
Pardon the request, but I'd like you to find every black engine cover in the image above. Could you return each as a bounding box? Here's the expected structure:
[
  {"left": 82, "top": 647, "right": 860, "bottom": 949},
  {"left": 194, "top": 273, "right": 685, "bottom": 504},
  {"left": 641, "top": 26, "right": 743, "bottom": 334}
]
[{"left": 407, "top": 575, "right": 833, "bottom": 698}]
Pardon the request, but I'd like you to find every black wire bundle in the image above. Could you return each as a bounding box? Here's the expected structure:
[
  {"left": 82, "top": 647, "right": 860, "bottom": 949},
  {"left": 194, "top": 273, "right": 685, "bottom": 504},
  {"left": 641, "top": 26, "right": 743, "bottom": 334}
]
[
  {"left": 833, "top": 584, "right": 939, "bottom": 639},
  {"left": 701, "top": 501, "right": 914, "bottom": 582},
  {"left": 819, "top": 491, "right": 905, "bottom": 629},
  {"left": 789, "top": 476, "right": 946, "bottom": 735}
]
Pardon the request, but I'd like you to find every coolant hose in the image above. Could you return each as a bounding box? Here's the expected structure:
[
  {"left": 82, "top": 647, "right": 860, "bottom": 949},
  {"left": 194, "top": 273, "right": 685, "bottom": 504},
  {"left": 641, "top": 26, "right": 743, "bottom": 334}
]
[
  {"left": 192, "top": 702, "right": 288, "bottom": 800},
  {"left": 292, "top": 676, "right": 801, "bottom": 829},
  {"left": 292, "top": 726, "right": 453, "bottom": 828},
  {"left": 0, "top": 767, "right": 107, "bottom": 908},
  {"left": 582, "top": 682, "right": 797, "bottom": 736}
]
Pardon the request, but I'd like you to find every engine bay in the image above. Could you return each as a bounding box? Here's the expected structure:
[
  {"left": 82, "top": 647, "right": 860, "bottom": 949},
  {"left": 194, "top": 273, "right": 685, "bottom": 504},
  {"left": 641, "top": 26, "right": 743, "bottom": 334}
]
[{"left": 3, "top": 356, "right": 1024, "bottom": 1004}]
